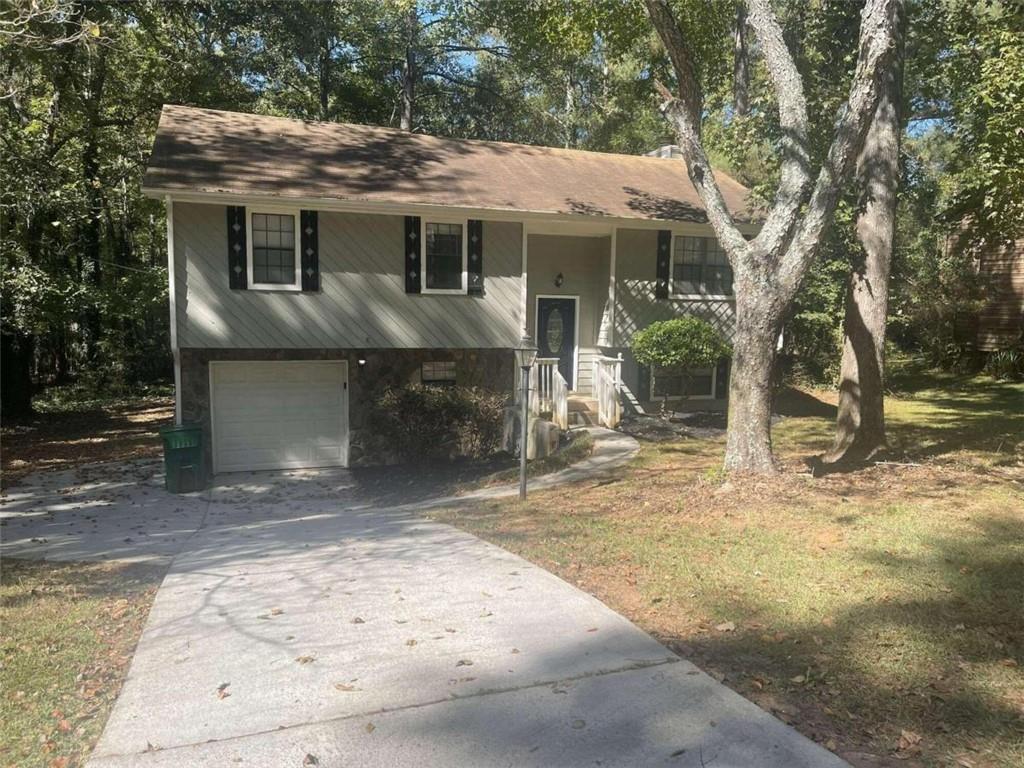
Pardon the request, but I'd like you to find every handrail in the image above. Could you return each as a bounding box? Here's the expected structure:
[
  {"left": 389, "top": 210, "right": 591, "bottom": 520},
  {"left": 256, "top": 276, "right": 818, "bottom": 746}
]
[
  {"left": 515, "top": 358, "right": 568, "bottom": 430},
  {"left": 592, "top": 353, "right": 623, "bottom": 428}
]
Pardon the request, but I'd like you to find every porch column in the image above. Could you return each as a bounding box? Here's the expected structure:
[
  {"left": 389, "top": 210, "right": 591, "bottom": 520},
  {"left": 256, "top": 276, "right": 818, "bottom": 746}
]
[
  {"left": 520, "top": 222, "right": 529, "bottom": 337},
  {"left": 598, "top": 227, "right": 617, "bottom": 347}
]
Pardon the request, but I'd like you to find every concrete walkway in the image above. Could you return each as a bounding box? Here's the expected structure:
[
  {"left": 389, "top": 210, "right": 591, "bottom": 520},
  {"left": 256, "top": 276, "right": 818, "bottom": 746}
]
[{"left": 3, "top": 431, "right": 847, "bottom": 767}]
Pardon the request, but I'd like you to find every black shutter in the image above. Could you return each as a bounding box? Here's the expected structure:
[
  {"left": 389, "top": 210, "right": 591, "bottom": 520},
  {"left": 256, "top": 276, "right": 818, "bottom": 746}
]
[
  {"left": 405, "top": 216, "right": 421, "bottom": 293},
  {"left": 639, "top": 364, "right": 652, "bottom": 402},
  {"left": 227, "top": 206, "right": 247, "bottom": 290},
  {"left": 715, "top": 357, "right": 730, "bottom": 399},
  {"left": 300, "top": 210, "right": 319, "bottom": 292},
  {"left": 655, "top": 230, "right": 671, "bottom": 298},
  {"left": 467, "top": 219, "right": 483, "bottom": 295}
]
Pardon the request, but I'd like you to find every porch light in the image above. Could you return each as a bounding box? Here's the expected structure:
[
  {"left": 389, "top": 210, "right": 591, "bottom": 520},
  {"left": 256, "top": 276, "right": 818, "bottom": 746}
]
[
  {"left": 515, "top": 334, "right": 537, "bottom": 500},
  {"left": 554, "top": 272, "right": 564, "bottom": 288},
  {"left": 514, "top": 334, "right": 538, "bottom": 371}
]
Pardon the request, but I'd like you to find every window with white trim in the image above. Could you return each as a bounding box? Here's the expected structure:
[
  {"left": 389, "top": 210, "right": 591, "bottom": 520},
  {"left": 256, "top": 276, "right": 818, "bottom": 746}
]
[
  {"left": 423, "top": 220, "right": 466, "bottom": 292},
  {"left": 671, "top": 235, "right": 733, "bottom": 298},
  {"left": 421, "top": 360, "right": 457, "bottom": 386},
  {"left": 248, "top": 210, "right": 301, "bottom": 289}
]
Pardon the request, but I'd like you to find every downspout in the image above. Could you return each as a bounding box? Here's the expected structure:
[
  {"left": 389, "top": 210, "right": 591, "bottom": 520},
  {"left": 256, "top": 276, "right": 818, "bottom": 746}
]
[{"left": 165, "top": 195, "right": 182, "bottom": 425}]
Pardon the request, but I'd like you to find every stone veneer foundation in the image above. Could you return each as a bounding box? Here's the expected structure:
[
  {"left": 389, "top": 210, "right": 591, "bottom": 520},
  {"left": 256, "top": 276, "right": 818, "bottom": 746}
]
[{"left": 178, "top": 347, "right": 516, "bottom": 473}]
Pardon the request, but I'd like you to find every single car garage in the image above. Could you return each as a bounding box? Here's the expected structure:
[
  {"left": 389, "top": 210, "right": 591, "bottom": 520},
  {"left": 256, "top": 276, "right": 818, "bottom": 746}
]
[{"left": 209, "top": 361, "right": 349, "bottom": 473}]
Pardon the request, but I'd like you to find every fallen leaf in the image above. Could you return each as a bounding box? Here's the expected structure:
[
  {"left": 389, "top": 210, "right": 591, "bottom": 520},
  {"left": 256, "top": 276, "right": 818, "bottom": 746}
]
[
  {"left": 571, "top": 719, "right": 586, "bottom": 729},
  {"left": 456, "top": 659, "right": 473, "bottom": 667},
  {"left": 790, "top": 675, "right": 806, "bottom": 684},
  {"left": 295, "top": 655, "right": 315, "bottom": 664},
  {"left": 365, "top": 722, "right": 375, "bottom": 734},
  {"left": 715, "top": 621, "right": 736, "bottom": 632},
  {"left": 303, "top": 754, "right": 319, "bottom": 766},
  {"left": 216, "top": 682, "right": 230, "bottom": 699},
  {"left": 351, "top": 617, "right": 365, "bottom": 624},
  {"left": 334, "top": 683, "right": 360, "bottom": 692},
  {"left": 405, "top": 638, "right": 417, "bottom": 647}
]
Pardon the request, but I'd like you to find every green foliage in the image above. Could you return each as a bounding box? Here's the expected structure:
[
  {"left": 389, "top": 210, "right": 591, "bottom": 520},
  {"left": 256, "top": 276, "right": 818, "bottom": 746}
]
[
  {"left": 367, "top": 385, "right": 506, "bottom": 462},
  {"left": 983, "top": 343, "right": 1024, "bottom": 381},
  {"left": 631, "top": 317, "right": 731, "bottom": 372}
]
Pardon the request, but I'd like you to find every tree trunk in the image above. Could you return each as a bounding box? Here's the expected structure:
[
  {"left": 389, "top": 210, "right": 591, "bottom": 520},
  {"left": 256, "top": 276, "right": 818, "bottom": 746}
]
[
  {"left": 725, "top": 291, "right": 783, "bottom": 472},
  {"left": 82, "top": 42, "right": 108, "bottom": 361},
  {"left": 400, "top": 6, "right": 416, "bottom": 131},
  {"left": 733, "top": 3, "right": 750, "bottom": 116},
  {"left": 645, "top": 0, "right": 900, "bottom": 473},
  {"left": 824, "top": 3, "right": 904, "bottom": 465},
  {"left": 1, "top": 332, "right": 35, "bottom": 418}
]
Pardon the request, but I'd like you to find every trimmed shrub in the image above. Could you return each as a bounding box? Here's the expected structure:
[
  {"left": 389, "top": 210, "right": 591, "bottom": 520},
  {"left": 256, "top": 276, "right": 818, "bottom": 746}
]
[
  {"left": 367, "top": 384, "right": 506, "bottom": 462},
  {"left": 631, "top": 317, "right": 731, "bottom": 402}
]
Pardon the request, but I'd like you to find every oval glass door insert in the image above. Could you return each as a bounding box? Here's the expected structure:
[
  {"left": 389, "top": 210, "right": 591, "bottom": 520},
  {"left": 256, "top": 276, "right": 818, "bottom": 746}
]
[{"left": 547, "top": 307, "right": 564, "bottom": 352}]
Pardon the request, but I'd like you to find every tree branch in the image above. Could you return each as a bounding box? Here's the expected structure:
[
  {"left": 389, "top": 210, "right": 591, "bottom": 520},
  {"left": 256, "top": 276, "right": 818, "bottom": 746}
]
[
  {"left": 645, "top": 0, "right": 750, "bottom": 266},
  {"left": 744, "top": 0, "right": 811, "bottom": 260},
  {"left": 777, "top": 0, "right": 900, "bottom": 302}
]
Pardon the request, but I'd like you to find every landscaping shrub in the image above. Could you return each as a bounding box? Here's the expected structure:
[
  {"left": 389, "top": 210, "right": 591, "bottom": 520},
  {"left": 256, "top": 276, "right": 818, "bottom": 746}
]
[
  {"left": 631, "top": 317, "right": 731, "bottom": 404},
  {"left": 983, "top": 341, "right": 1024, "bottom": 381},
  {"left": 367, "top": 384, "right": 506, "bottom": 462}
]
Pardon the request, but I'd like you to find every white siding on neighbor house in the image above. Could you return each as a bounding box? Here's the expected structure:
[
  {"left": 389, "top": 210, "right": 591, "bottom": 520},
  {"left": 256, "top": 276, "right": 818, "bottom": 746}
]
[{"left": 174, "top": 202, "right": 523, "bottom": 349}]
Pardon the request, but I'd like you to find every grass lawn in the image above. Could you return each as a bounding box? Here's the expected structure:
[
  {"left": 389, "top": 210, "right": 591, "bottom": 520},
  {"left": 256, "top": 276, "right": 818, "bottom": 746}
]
[
  {"left": 0, "top": 559, "right": 164, "bottom": 768},
  {"left": 430, "top": 372, "right": 1024, "bottom": 768},
  {"left": 1, "top": 385, "right": 174, "bottom": 489}
]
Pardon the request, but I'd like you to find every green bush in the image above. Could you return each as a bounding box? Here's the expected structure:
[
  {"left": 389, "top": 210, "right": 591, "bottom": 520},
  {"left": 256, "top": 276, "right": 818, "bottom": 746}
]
[
  {"left": 367, "top": 384, "right": 506, "bottom": 462},
  {"left": 983, "top": 342, "right": 1024, "bottom": 381},
  {"left": 631, "top": 317, "right": 731, "bottom": 371}
]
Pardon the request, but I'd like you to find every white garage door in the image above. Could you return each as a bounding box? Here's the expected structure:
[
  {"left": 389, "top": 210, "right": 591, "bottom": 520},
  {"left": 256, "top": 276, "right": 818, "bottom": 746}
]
[{"left": 210, "top": 361, "right": 348, "bottom": 473}]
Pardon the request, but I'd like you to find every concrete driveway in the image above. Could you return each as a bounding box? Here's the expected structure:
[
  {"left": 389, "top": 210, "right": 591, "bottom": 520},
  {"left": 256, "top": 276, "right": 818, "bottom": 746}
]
[{"left": 3, "top": 432, "right": 847, "bottom": 767}]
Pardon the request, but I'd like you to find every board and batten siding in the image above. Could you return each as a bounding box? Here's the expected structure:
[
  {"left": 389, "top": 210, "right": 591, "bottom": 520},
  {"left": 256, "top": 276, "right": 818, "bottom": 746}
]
[
  {"left": 173, "top": 202, "right": 523, "bottom": 349},
  {"left": 975, "top": 236, "right": 1024, "bottom": 351}
]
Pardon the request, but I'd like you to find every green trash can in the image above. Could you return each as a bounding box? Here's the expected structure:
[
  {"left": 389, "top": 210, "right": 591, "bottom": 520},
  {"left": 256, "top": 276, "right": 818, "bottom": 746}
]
[{"left": 159, "top": 423, "right": 206, "bottom": 493}]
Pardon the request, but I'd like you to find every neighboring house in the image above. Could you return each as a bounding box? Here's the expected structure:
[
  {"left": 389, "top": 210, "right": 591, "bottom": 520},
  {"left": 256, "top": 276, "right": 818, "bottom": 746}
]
[
  {"left": 974, "top": 236, "right": 1024, "bottom": 352},
  {"left": 143, "top": 105, "right": 754, "bottom": 473}
]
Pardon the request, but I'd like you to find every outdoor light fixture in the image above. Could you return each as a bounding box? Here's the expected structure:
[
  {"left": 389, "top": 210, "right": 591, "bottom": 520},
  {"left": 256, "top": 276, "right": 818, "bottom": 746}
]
[
  {"left": 554, "top": 272, "right": 564, "bottom": 287},
  {"left": 357, "top": 356, "right": 367, "bottom": 367},
  {"left": 514, "top": 334, "right": 538, "bottom": 500}
]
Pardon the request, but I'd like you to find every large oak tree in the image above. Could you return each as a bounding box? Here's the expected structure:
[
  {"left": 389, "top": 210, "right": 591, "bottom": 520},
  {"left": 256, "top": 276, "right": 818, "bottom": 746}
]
[{"left": 644, "top": 0, "right": 902, "bottom": 472}]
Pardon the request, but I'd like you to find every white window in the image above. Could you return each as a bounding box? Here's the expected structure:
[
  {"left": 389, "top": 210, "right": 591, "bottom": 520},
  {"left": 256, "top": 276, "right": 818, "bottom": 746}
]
[
  {"left": 671, "top": 235, "right": 733, "bottom": 298},
  {"left": 421, "top": 360, "right": 457, "bottom": 386},
  {"left": 422, "top": 220, "right": 467, "bottom": 293},
  {"left": 247, "top": 209, "right": 301, "bottom": 290},
  {"left": 652, "top": 367, "right": 717, "bottom": 400}
]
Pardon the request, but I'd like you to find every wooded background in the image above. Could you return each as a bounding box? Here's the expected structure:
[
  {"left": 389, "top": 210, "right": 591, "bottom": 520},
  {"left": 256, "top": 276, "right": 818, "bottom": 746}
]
[{"left": 2, "top": 0, "right": 1021, "bottom": 417}]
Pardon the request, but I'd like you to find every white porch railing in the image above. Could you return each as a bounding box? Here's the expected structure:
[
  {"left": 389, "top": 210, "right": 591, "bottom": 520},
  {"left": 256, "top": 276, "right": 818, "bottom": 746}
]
[
  {"left": 592, "top": 354, "right": 623, "bottom": 428},
  {"left": 515, "top": 358, "right": 569, "bottom": 431}
]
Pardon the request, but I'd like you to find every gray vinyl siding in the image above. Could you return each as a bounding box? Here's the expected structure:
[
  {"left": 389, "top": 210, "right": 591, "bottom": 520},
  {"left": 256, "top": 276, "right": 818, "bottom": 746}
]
[
  {"left": 612, "top": 227, "right": 735, "bottom": 345},
  {"left": 525, "top": 233, "right": 611, "bottom": 391},
  {"left": 174, "top": 202, "right": 522, "bottom": 349},
  {"left": 611, "top": 227, "right": 735, "bottom": 403}
]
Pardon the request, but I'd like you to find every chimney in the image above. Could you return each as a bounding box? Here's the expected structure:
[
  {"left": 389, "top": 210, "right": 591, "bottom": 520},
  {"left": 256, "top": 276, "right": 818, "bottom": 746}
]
[{"left": 644, "top": 145, "right": 683, "bottom": 159}]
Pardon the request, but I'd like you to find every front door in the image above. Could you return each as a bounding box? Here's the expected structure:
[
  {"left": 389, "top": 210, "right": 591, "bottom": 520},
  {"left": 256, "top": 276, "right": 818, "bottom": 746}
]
[{"left": 536, "top": 297, "right": 577, "bottom": 389}]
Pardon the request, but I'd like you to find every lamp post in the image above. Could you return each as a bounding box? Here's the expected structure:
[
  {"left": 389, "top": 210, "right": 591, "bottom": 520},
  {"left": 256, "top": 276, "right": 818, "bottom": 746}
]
[{"left": 514, "top": 334, "right": 538, "bottom": 500}]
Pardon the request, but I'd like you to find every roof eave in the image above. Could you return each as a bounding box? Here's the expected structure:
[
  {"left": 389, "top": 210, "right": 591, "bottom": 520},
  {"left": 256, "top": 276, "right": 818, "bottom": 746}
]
[{"left": 142, "top": 184, "right": 760, "bottom": 230}]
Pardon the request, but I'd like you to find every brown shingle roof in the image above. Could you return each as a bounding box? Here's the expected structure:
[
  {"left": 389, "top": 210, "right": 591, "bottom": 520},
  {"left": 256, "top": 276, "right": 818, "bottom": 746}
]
[{"left": 144, "top": 105, "right": 755, "bottom": 224}]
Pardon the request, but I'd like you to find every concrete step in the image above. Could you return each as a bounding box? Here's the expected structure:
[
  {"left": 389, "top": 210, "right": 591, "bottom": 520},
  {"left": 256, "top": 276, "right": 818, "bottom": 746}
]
[{"left": 568, "top": 396, "right": 600, "bottom": 427}]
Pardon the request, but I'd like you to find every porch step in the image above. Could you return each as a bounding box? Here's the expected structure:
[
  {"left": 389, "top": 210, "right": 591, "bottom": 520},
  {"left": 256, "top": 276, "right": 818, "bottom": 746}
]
[{"left": 568, "top": 395, "right": 600, "bottom": 427}]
